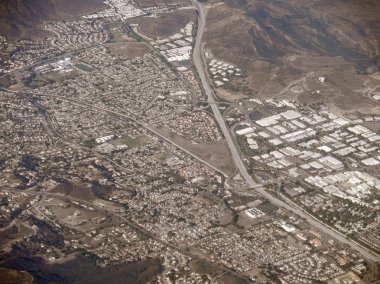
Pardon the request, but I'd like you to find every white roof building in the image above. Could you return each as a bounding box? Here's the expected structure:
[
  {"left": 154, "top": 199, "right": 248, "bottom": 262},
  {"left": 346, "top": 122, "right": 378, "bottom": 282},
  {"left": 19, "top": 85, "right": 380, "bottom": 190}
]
[
  {"left": 319, "top": 156, "right": 344, "bottom": 170},
  {"left": 236, "top": 127, "right": 255, "bottom": 136},
  {"left": 281, "top": 110, "right": 302, "bottom": 120},
  {"left": 255, "top": 115, "right": 280, "bottom": 127},
  {"left": 361, "top": 157, "right": 380, "bottom": 166}
]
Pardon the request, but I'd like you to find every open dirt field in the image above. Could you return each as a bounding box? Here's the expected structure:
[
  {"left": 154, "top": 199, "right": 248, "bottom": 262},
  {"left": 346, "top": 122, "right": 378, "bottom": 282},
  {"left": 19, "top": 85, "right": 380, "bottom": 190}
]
[
  {"left": 216, "top": 88, "right": 247, "bottom": 102},
  {"left": 134, "top": 9, "right": 196, "bottom": 39},
  {"left": 108, "top": 42, "right": 153, "bottom": 58},
  {"left": 155, "top": 126, "right": 235, "bottom": 176},
  {"left": 49, "top": 181, "right": 97, "bottom": 201}
]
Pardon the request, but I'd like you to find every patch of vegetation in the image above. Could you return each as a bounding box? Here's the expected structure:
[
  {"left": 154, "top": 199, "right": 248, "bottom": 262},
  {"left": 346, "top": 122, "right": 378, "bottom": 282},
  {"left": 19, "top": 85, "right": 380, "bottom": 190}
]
[
  {"left": 83, "top": 139, "right": 96, "bottom": 148},
  {"left": 75, "top": 64, "right": 93, "bottom": 72},
  {"left": 20, "top": 154, "right": 40, "bottom": 171},
  {"left": 26, "top": 71, "right": 78, "bottom": 88},
  {"left": 106, "top": 20, "right": 122, "bottom": 29},
  {"left": 155, "top": 152, "right": 171, "bottom": 162},
  {"left": 10, "top": 208, "right": 23, "bottom": 220},
  {"left": 28, "top": 216, "right": 64, "bottom": 248},
  {"left": 0, "top": 196, "right": 8, "bottom": 206},
  {"left": 119, "top": 135, "right": 148, "bottom": 148},
  {"left": 95, "top": 82, "right": 112, "bottom": 92},
  {"left": 42, "top": 71, "right": 79, "bottom": 83}
]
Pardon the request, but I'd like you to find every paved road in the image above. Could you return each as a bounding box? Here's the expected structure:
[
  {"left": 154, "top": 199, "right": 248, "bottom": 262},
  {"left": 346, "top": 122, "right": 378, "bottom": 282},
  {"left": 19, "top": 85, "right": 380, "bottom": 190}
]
[
  {"left": 1, "top": 87, "right": 228, "bottom": 179},
  {"left": 16, "top": 189, "right": 250, "bottom": 281},
  {"left": 190, "top": 0, "right": 380, "bottom": 262}
]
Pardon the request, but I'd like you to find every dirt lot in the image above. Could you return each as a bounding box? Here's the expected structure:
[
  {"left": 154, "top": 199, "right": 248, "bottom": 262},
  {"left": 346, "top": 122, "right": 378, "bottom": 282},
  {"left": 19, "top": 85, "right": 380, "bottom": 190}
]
[
  {"left": 155, "top": 126, "right": 235, "bottom": 176},
  {"left": 133, "top": 9, "right": 196, "bottom": 39},
  {"left": 108, "top": 42, "right": 153, "bottom": 58},
  {"left": 50, "top": 181, "right": 96, "bottom": 201},
  {"left": 216, "top": 88, "right": 247, "bottom": 102}
]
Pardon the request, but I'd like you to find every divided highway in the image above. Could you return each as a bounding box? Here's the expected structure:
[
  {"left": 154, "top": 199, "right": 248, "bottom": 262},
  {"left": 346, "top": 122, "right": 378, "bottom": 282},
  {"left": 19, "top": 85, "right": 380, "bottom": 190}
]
[
  {"left": 190, "top": 0, "right": 380, "bottom": 262},
  {"left": 191, "top": 0, "right": 260, "bottom": 188}
]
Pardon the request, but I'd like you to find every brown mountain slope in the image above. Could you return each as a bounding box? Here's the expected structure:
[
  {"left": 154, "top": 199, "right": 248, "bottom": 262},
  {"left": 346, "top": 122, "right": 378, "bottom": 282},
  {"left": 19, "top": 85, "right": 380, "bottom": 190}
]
[
  {"left": 0, "top": 0, "right": 107, "bottom": 40},
  {"left": 204, "top": 0, "right": 380, "bottom": 112},
  {"left": 207, "top": 0, "right": 380, "bottom": 72}
]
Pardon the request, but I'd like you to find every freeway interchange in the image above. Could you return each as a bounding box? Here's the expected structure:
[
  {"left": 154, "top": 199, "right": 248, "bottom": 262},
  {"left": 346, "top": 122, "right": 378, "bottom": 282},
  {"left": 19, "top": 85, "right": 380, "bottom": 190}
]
[{"left": 190, "top": 0, "right": 379, "bottom": 262}]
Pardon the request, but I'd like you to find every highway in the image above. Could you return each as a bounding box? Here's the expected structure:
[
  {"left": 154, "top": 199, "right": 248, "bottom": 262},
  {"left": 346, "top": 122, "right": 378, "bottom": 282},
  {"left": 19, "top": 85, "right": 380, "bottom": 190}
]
[
  {"left": 190, "top": 0, "right": 260, "bottom": 188},
  {"left": 190, "top": 0, "right": 380, "bottom": 262}
]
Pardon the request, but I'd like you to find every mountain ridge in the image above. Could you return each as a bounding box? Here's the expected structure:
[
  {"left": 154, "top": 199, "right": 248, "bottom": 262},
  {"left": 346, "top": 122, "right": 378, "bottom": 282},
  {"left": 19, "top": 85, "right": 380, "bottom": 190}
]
[{"left": 0, "top": 0, "right": 107, "bottom": 40}]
